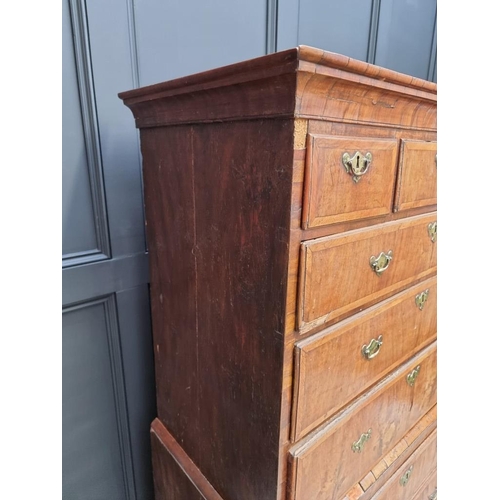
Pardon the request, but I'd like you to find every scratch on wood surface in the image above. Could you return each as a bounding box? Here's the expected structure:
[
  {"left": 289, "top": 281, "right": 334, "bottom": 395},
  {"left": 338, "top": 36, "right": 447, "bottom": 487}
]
[{"left": 372, "top": 99, "right": 395, "bottom": 108}]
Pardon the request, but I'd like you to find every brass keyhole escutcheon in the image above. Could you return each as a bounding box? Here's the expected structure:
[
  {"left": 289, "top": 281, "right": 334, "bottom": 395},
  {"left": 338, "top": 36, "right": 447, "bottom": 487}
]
[
  {"left": 400, "top": 465, "right": 414, "bottom": 487},
  {"left": 362, "top": 335, "right": 383, "bottom": 360},
  {"left": 407, "top": 366, "right": 421, "bottom": 387},
  {"left": 342, "top": 151, "right": 372, "bottom": 183},
  {"left": 370, "top": 250, "right": 393, "bottom": 276},
  {"left": 352, "top": 429, "right": 372, "bottom": 453},
  {"left": 428, "top": 221, "right": 437, "bottom": 243},
  {"left": 415, "top": 289, "right": 430, "bottom": 310}
]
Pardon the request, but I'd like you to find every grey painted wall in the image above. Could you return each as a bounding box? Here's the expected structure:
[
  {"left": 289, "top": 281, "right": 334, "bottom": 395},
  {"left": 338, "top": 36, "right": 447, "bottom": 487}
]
[{"left": 62, "top": 0, "right": 436, "bottom": 498}]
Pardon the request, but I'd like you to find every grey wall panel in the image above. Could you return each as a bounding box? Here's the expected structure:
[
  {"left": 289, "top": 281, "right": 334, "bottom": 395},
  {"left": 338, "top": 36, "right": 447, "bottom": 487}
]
[
  {"left": 375, "top": 0, "right": 436, "bottom": 79},
  {"left": 116, "top": 286, "right": 156, "bottom": 500},
  {"left": 296, "top": 0, "right": 373, "bottom": 61},
  {"left": 85, "top": 0, "right": 146, "bottom": 258},
  {"left": 63, "top": 0, "right": 107, "bottom": 264},
  {"left": 62, "top": 253, "right": 149, "bottom": 307},
  {"left": 134, "top": 0, "right": 268, "bottom": 86},
  {"left": 62, "top": 296, "right": 135, "bottom": 500},
  {"left": 276, "top": 0, "right": 300, "bottom": 51}
]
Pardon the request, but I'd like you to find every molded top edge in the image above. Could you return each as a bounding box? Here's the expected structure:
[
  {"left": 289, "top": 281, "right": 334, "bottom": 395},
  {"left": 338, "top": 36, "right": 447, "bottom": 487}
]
[
  {"left": 118, "top": 45, "right": 436, "bottom": 103},
  {"left": 297, "top": 45, "right": 436, "bottom": 94}
]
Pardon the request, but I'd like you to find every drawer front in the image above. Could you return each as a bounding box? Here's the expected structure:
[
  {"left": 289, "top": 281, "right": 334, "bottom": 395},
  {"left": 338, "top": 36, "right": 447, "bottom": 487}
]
[
  {"left": 394, "top": 140, "right": 437, "bottom": 212},
  {"left": 411, "top": 471, "right": 437, "bottom": 500},
  {"left": 298, "top": 212, "right": 437, "bottom": 332},
  {"left": 302, "top": 135, "right": 398, "bottom": 229},
  {"left": 289, "top": 344, "right": 437, "bottom": 500},
  {"left": 292, "top": 278, "right": 436, "bottom": 440},
  {"left": 372, "top": 430, "right": 437, "bottom": 500}
]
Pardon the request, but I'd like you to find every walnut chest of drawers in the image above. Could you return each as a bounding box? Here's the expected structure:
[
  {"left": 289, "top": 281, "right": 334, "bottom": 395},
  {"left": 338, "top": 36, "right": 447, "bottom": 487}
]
[{"left": 119, "top": 46, "right": 437, "bottom": 500}]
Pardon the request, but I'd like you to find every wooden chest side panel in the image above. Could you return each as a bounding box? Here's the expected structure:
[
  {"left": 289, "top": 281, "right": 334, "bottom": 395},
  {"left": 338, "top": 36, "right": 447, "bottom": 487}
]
[
  {"left": 141, "top": 119, "right": 295, "bottom": 500},
  {"left": 141, "top": 126, "right": 200, "bottom": 458}
]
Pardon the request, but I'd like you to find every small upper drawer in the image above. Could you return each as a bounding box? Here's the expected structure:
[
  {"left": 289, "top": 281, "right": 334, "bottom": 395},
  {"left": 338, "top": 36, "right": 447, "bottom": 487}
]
[
  {"left": 288, "top": 344, "right": 437, "bottom": 500},
  {"left": 292, "top": 277, "right": 437, "bottom": 441},
  {"left": 298, "top": 212, "right": 437, "bottom": 333},
  {"left": 394, "top": 140, "right": 437, "bottom": 212},
  {"left": 302, "top": 135, "right": 398, "bottom": 229}
]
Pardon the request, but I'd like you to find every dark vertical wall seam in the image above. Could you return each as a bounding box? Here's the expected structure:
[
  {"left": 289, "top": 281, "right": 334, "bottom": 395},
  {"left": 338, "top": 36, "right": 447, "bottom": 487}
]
[
  {"left": 126, "top": 0, "right": 141, "bottom": 88},
  {"left": 367, "top": 0, "right": 381, "bottom": 63},
  {"left": 296, "top": 0, "right": 301, "bottom": 47},
  {"left": 106, "top": 294, "right": 138, "bottom": 500},
  {"left": 125, "top": 0, "right": 147, "bottom": 251},
  {"left": 427, "top": 8, "right": 437, "bottom": 82},
  {"left": 267, "top": 0, "right": 279, "bottom": 53}
]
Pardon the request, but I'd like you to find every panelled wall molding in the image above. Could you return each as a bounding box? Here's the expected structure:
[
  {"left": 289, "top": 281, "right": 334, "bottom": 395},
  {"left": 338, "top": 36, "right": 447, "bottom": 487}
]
[
  {"left": 64, "top": 0, "right": 110, "bottom": 267},
  {"left": 428, "top": 11, "right": 437, "bottom": 82},
  {"left": 62, "top": 252, "right": 149, "bottom": 308},
  {"left": 266, "top": 0, "right": 279, "bottom": 53},
  {"left": 125, "top": 0, "right": 141, "bottom": 89},
  {"left": 62, "top": 294, "right": 136, "bottom": 500}
]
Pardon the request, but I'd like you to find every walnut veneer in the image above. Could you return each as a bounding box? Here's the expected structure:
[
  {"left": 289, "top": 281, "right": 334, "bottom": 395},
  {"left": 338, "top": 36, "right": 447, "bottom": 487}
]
[{"left": 119, "top": 45, "right": 437, "bottom": 500}]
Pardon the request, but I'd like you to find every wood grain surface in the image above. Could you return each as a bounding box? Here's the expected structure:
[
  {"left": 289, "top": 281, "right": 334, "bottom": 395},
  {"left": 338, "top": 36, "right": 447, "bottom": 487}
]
[
  {"left": 302, "top": 135, "right": 398, "bottom": 228},
  {"left": 292, "top": 277, "right": 437, "bottom": 440},
  {"left": 394, "top": 140, "right": 438, "bottom": 212},
  {"left": 289, "top": 344, "right": 437, "bottom": 500},
  {"left": 119, "top": 45, "right": 438, "bottom": 500},
  {"left": 298, "top": 212, "right": 437, "bottom": 332},
  {"left": 371, "top": 430, "right": 436, "bottom": 500},
  {"left": 140, "top": 119, "right": 294, "bottom": 500},
  {"left": 151, "top": 419, "right": 224, "bottom": 500}
]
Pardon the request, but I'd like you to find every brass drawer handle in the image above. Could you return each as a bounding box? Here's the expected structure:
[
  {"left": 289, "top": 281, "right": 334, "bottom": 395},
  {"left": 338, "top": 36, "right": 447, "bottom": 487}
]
[
  {"left": 362, "top": 335, "right": 383, "bottom": 360},
  {"left": 342, "top": 151, "right": 372, "bottom": 183},
  {"left": 415, "top": 289, "right": 430, "bottom": 310},
  {"left": 352, "top": 429, "right": 372, "bottom": 453},
  {"left": 429, "top": 489, "right": 437, "bottom": 500},
  {"left": 407, "top": 365, "right": 421, "bottom": 387},
  {"left": 399, "top": 465, "right": 413, "bottom": 487},
  {"left": 428, "top": 221, "right": 437, "bottom": 243},
  {"left": 370, "top": 250, "right": 393, "bottom": 276}
]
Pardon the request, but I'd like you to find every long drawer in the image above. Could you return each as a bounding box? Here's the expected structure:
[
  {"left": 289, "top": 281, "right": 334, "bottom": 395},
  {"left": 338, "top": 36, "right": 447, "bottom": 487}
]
[
  {"left": 371, "top": 429, "right": 437, "bottom": 500},
  {"left": 298, "top": 212, "right": 437, "bottom": 333},
  {"left": 292, "top": 277, "right": 436, "bottom": 441},
  {"left": 288, "top": 343, "right": 437, "bottom": 500},
  {"left": 410, "top": 470, "right": 437, "bottom": 500}
]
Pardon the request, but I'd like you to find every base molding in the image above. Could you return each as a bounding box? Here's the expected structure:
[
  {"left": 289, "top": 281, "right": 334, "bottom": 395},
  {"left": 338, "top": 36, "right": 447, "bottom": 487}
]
[{"left": 151, "top": 418, "right": 223, "bottom": 500}]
